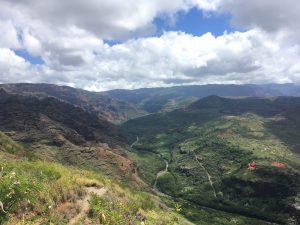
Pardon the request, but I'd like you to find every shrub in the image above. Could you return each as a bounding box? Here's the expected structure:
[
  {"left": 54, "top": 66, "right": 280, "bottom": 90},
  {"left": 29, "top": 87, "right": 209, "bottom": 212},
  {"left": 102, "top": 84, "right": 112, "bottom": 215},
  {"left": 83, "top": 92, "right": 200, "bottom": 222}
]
[{"left": 0, "top": 168, "right": 42, "bottom": 223}]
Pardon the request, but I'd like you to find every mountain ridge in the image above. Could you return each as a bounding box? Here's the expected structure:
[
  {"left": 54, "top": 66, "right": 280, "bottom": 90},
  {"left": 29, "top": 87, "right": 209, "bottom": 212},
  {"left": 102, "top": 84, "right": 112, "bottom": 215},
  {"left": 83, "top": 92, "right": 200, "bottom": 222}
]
[
  {"left": 0, "top": 83, "right": 145, "bottom": 123},
  {"left": 103, "top": 83, "right": 300, "bottom": 113}
]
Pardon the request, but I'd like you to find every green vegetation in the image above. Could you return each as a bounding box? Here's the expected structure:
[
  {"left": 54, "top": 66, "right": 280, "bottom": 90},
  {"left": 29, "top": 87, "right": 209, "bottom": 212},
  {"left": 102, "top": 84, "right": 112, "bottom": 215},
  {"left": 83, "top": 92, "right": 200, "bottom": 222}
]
[
  {"left": 0, "top": 131, "right": 25, "bottom": 156},
  {"left": 129, "top": 151, "right": 165, "bottom": 185},
  {"left": 123, "top": 96, "right": 300, "bottom": 224},
  {"left": 0, "top": 165, "right": 42, "bottom": 224},
  {"left": 0, "top": 160, "right": 85, "bottom": 224},
  {"left": 2, "top": 88, "right": 300, "bottom": 225},
  {"left": 104, "top": 83, "right": 300, "bottom": 115},
  {"left": 156, "top": 172, "right": 178, "bottom": 196},
  {"left": 0, "top": 133, "right": 192, "bottom": 224},
  {"left": 89, "top": 191, "right": 156, "bottom": 224},
  {"left": 138, "top": 96, "right": 198, "bottom": 113}
]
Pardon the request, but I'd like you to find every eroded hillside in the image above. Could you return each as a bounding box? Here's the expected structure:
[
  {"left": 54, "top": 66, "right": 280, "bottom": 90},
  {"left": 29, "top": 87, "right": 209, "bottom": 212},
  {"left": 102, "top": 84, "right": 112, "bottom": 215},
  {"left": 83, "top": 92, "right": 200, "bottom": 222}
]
[{"left": 0, "top": 89, "right": 138, "bottom": 184}]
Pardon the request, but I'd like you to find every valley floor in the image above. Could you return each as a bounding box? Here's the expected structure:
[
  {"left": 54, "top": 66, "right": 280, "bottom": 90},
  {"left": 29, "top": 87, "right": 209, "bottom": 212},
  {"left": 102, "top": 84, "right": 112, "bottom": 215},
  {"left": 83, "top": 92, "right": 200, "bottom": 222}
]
[{"left": 127, "top": 113, "right": 300, "bottom": 225}]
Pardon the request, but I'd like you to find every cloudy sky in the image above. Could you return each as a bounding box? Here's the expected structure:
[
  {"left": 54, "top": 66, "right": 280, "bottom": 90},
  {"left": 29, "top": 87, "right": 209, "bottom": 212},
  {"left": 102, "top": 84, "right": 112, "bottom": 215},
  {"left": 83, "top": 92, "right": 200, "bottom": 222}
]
[{"left": 0, "top": 0, "right": 299, "bottom": 91}]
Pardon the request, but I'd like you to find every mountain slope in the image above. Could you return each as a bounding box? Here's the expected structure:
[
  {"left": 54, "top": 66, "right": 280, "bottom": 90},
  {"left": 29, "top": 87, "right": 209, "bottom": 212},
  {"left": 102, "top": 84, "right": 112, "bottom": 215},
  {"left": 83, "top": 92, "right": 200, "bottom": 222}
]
[
  {"left": 0, "top": 133, "right": 193, "bottom": 225},
  {"left": 104, "top": 83, "right": 300, "bottom": 113},
  {"left": 122, "top": 96, "right": 300, "bottom": 224},
  {"left": 0, "top": 83, "right": 145, "bottom": 123},
  {"left": 0, "top": 89, "right": 138, "bottom": 183}
]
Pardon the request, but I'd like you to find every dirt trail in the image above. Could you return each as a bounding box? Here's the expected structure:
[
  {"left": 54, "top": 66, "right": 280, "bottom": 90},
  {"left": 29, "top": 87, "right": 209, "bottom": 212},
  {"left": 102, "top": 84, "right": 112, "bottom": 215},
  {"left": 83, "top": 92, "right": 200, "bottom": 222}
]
[
  {"left": 193, "top": 152, "right": 217, "bottom": 198},
  {"left": 68, "top": 187, "right": 107, "bottom": 225}
]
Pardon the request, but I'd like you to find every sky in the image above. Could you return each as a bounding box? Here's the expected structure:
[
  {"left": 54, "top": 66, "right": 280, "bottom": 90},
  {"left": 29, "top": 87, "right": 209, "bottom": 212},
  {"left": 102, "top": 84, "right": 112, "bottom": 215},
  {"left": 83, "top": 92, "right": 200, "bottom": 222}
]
[{"left": 0, "top": 0, "right": 300, "bottom": 91}]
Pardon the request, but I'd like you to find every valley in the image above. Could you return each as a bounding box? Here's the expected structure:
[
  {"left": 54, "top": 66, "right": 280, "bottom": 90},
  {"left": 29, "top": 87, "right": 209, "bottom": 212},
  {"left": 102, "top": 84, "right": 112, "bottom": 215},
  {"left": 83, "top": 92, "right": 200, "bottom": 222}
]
[
  {"left": 123, "top": 95, "right": 300, "bottom": 224},
  {"left": 1, "top": 1, "right": 299, "bottom": 224},
  {"left": 1, "top": 84, "right": 300, "bottom": 224}
]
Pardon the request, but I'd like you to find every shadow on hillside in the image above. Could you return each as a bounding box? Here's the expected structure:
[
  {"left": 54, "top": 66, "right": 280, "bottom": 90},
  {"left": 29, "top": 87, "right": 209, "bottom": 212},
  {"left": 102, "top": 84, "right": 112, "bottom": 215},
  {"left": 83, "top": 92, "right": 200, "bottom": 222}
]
[{"left": 265, "top": 118, "right": 300, "bottom": 155}]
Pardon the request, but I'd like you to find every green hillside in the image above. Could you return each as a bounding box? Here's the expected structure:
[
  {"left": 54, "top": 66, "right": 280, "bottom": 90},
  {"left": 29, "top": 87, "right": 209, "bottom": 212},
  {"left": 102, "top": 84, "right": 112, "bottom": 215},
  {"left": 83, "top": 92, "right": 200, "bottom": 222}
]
[
  {"left": 122, "top": 96, "right": 300, "bottom": 224},
  {"left": 0, "top": 132, "right": 192, "bottom": 224}
]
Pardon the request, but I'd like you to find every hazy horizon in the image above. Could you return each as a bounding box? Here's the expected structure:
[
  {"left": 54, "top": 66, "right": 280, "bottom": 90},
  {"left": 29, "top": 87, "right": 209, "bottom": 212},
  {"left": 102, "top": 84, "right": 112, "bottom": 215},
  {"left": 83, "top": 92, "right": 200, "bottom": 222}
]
[{"left": 1, "top": 82, "right": 300, "bottom": 92}]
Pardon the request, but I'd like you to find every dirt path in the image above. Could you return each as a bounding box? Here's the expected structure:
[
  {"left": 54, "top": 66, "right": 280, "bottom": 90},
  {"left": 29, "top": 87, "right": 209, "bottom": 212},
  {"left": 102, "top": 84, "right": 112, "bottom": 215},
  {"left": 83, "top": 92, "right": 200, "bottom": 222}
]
[
  {"left": 68, "top": 187, "right": 107, "bottom": 225},
  {"left": 193, "top": 152, "right": 217, "bottom": 198}
]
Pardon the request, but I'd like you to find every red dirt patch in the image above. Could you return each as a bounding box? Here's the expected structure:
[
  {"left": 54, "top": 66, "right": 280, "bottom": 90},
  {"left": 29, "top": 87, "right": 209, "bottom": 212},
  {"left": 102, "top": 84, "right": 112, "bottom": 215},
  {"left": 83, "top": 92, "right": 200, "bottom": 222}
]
[
  {"left": 217, "top": 130, "right": 235, "bottom": 139},
  {"left": 248, "top": 161, "right": 257, "bottom": 170},
  {"left": 271, "top": 162, "right": 286, "bottom": 169}
]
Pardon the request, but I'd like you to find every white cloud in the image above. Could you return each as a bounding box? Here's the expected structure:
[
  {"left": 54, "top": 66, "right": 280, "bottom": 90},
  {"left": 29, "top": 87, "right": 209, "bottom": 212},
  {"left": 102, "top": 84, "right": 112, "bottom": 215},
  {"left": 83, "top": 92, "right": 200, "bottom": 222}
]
[
  {"left": 0, "top": 0, "right": 193, "bottom": 40},
  {"left": 23, "top": 31, "right": 42, "bottom": 56},
  {"left": 192, "top": 0, "right": 221, "bottom": 11},
  {"left": 0, "top": 48, "right": 32, "bottom": 82},
  {"left": 202, "top": 0, "right": 300, "bottom": 43},
  {"left": 0, "top": 0, "right": 299, "bottom": 90},
  {"left": 1, "top": 30, "right": 299, "bottom": 90},
  {"left": 220, "top": 0, "right": 300, "bottom": 31},
  {"left": 90, "top": 30, "right": 300, "bottom": 90},
  {"left": 0, "top": 20, "right": 20, "bottom": 49}
]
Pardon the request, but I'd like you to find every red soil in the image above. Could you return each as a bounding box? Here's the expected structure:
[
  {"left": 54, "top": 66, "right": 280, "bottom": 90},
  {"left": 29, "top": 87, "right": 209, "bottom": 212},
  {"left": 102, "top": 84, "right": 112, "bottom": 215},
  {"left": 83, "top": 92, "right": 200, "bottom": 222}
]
[{"left": 271, "top": 162, "right": 286, "bottom": 168}]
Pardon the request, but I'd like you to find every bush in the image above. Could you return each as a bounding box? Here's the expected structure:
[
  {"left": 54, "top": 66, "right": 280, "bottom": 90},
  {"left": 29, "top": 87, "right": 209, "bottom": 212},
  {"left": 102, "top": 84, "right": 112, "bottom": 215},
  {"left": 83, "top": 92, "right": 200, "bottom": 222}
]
[{"left": 157, "top": 172, "right": 178, "bottom": 196}]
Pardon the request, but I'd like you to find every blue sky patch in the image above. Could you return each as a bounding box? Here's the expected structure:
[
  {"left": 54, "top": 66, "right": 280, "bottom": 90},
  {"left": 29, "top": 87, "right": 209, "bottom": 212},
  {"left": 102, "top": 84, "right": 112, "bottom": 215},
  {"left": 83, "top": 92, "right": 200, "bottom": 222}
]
[
  {"left": 155, "top": 7, "right": 236, "bottom": 37},
  {"left": 14, "top": 49, "right": 44, "bottom": 65}
]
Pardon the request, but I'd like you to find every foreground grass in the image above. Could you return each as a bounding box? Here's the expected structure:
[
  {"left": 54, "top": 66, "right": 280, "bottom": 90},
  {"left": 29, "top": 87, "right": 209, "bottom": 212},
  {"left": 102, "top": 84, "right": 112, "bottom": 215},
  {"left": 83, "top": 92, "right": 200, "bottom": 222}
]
[{"left": 0, "top": 158, "right": 193, "bottom": 224}]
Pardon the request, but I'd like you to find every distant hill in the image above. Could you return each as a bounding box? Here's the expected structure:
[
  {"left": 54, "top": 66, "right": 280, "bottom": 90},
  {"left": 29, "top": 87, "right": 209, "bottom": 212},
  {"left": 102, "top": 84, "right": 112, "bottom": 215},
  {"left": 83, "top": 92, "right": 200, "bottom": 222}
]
[
  {"left": 122, "top": 95, "right": 300, "bottom": 224},
  {"left": 0, "top": 83, "right": 145, "bottom": 123},
  {"left": 122, "top": 95, "right": 300, "bottom": 143},
  {"left": 0, "top": 89, "right": 138, "bottom": 182},
  {"left": 190, "top": 95, "right": 300, "bottom": 117},
  {"left": 103, "top": 83, "right": 300, "bottom": 113}
]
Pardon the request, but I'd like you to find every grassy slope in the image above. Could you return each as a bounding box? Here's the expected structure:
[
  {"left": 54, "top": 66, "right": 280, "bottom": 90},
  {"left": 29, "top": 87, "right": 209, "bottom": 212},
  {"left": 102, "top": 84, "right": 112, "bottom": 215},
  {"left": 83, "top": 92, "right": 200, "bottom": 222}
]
[
  {"left": 0, "top": 133, "right": 193, "bottom": 225},
  {"left": 0, "top": 131, "right": 26, "bottom": 158},
  {"left": 123, "top": 98, "right": 300, "bottom": 224}
]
